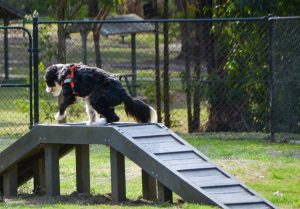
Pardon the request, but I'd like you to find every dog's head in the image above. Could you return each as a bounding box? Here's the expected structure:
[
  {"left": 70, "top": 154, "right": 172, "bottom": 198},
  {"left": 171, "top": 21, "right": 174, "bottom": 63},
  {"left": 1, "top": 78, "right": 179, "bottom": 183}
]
[{"left": 44, "top": 64, "right": 65, "bottom": 97}]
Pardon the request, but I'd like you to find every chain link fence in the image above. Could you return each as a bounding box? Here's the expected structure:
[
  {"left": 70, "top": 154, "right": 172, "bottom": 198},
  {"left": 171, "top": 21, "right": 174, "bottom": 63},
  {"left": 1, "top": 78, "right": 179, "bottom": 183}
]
[
  {"left": 271, "top": 17, "right": 300, "bottom": 139},
  {"left": 0, "top": 26, "right": 32, "bottom": 149},
  {"left": 0, "top": 17, "right": 300, "bottom": 144},
  {"left": 37, "top": 19, "right": 271, "bottom": 134}
]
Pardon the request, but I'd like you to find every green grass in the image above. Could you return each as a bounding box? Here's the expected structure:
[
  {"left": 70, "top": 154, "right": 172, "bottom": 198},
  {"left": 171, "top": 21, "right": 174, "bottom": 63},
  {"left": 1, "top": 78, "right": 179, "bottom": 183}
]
[{"left": 0, "top": 137, "right": 299, "bottom": 209}]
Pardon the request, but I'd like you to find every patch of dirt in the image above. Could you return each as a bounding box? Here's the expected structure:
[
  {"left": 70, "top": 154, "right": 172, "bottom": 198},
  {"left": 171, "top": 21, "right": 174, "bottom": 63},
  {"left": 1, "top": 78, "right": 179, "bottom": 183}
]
[{"left": 3, "top": 192, "right": 184, "bottom": 207}]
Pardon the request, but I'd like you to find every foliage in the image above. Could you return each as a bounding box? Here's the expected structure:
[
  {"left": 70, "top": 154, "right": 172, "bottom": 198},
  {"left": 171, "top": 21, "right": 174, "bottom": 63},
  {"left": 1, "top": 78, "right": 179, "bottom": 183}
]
[
  {"left": 36, "top": 63, "right": 57, "bottom": 122},
  {"left": 208, "top": 20, "right": 270, "bottom": 131}
]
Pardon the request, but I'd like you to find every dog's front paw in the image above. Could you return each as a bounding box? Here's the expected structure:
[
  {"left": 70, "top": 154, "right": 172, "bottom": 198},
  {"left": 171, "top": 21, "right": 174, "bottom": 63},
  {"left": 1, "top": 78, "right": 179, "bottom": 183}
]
[
  {"left": 55, "top": 112, "right": 66, "bottom": 121},
  {"left": 86, "top": 120, "right": 93, "bottom": 125},
  {"left": 92, "top": 118, "right": 107, "bottom": 126}
]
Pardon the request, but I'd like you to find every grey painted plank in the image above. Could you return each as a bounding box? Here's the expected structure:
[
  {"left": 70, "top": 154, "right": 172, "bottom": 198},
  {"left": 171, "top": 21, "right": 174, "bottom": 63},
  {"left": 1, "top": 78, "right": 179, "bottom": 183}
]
[
  {"left": 172, "top": 162, "right": 215, "bottom": 171},
  {"left": 142, "top": 169, "right": 157, "bottom": 200},
  {"left": 133, "top": 135, "right": 181, "bottom": 144},
  {"left": 190, "top": 175, "right": 230, "bottom": 183},
  {"left": 44, "top": 144, "right": 60, "bottom": 196},
  {"left": 75, "top": 145, "right": 90, "bottom": 194},
  {"left": 33, "top": 157, "right": 46, "bottom": 195},
  {"left": 35, "top": 125, "right": 113, "bottom": 145},
  {"left": 226, "top": 203, "right": 272, "bottom": 209},
  {"left": 141, "top": 141, "right": 183, "bottom": 148},
  {"left": 163, "top": 158, "right": 207, "bottom": 165},
  {"left": 0, "top": 129, "right": 40, "bottom": 174},
  {"left": 3, "top": 164, "right": 18, "bottom": 196},
  {"left": 179, "top": 168, "right": 229, "bottom": 178},
  {"left": 110, "top": 147, "right": 126, "bottom": 202},
  {"left": 157, "top": 181, "right": 173, "bottom": 203},
  {"left": 124, "top": 130, "right": 170, "bottom": 138},
  {"left": 146, "top": 146, "right": 192, "bottom": 154},
  {"left": 212, "top": 192, "right": 262, "bottom": 204},
  {"left": 117, "top": 124, "right": 169, "bottom": 137},
  {"left": 196, "top": 178, "right": 238, "bottom": 187},
  {"left": 203, "top": 185, "right": 246, "bottom": 194},
  {"left": 156, "top": 151, "right": 203, "bottom": 161}
]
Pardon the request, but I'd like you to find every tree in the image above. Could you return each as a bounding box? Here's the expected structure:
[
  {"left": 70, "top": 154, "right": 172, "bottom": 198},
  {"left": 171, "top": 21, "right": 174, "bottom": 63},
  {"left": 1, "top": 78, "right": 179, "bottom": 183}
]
[
  {"left": 88, "top": 0, "right": 111, "bottom": 68},
  {"left": 163, "top": 0, "right": 171, "bottom": 127},
  {"left": 123, "top": 0, "right": 144, "bottom": 17},
  {"left": 175, "top": 0, "right": 215, "bottom": 132},
  {"left": 55, "top": 0, "right": 85, "bottom": 123}
]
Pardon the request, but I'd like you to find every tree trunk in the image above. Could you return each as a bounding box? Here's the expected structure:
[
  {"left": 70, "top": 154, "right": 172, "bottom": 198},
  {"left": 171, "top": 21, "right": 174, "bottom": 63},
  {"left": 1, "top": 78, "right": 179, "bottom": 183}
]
[
  {"left": 89, "top": 2, "right": 111, "bottom": 68},
  {"left": 181, "top": 0, "right": 193, "bottom": 132},
  {"left": 93, "top": 30, "right": 102, "bottom": 68},
  {"left": 57, "top": 0, "right": 67, "bottom": 123},
  {"left": 88, "top": 0, "right": 101, "bottom": 67},
  {"left": 163, "top": 0, "right": 170, "bottom": 127},
  {"left": 154, "top": 0, "right": 162, "bottom": 122},
  {"left": 124, "top": 0, "right": 144, "bottom": 18},
  {"left": 190, "top": 0, "right": 216, "bottom": 132},
  {"left": 205, "top": 0, "right": 237, "bottom": 132},
  {"left": 57, "top": 0, "right": 67, "bottom": 64}
]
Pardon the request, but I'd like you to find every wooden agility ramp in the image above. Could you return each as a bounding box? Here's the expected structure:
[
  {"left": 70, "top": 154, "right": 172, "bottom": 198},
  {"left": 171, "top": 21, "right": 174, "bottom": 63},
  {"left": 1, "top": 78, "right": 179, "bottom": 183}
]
[{"left": 0, "top": 123, "right": 278, "bottom": 209}]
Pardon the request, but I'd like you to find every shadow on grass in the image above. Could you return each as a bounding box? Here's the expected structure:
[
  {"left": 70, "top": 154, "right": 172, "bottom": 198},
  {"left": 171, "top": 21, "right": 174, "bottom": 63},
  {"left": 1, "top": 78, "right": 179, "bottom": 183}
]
[{"left": 3, "top": 192, "right": 184, "bottom": 208}]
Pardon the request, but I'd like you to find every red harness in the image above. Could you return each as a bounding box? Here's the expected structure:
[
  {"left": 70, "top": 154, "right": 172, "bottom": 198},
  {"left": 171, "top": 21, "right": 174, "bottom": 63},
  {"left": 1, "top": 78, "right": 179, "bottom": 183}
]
[{"left": 63, "top": 65, "right": 79, "bottom": 96}]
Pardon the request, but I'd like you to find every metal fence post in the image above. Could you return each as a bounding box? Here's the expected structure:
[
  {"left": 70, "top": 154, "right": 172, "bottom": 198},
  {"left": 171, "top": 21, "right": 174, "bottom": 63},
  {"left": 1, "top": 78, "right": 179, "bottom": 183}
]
[
  {"left": 155, "top": 22, "right": 162, "bottom": 122},
  {"left": 268, "top": 16, "right": 275, "bottom": 142},
  {"left": 131, "top": 33, "right": 137, "bottom": 97},
  {"left": 33, "top": 16, "right": 39, "bottom": 124},
  {"left": 4, "top": 18, "right": 9, "bottom": 80}
]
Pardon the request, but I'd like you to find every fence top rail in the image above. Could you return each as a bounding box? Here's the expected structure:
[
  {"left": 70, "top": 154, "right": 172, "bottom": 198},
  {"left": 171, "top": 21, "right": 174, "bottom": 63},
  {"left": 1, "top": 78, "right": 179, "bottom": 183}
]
[
  {"left": 269, "top": 16, "right": 300, "bottom": 20},
  {"left": 0, "top": 26, "right": 32, "bottom": 42},
  {"left": 37, "top": 16, "right": 269, "bottom": 24}
]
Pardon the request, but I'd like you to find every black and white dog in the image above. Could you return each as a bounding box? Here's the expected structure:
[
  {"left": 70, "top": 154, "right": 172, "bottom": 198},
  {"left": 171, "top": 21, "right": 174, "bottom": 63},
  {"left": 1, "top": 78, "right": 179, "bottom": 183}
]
[{"left": 44, "top": 63, "right": 157, "bottom": 125}]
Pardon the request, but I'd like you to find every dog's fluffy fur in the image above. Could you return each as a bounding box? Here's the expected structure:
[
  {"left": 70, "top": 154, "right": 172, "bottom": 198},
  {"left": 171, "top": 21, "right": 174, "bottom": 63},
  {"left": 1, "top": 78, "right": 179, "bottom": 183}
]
[{"left": 44, "top": 63, "right": 157, "bottom": 125}]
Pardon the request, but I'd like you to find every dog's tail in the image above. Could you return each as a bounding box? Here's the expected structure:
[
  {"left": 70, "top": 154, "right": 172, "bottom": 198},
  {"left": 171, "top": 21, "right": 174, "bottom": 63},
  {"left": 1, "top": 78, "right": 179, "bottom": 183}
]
[{"left": 122, "top": 95, "right": 157, "bottom": 123}]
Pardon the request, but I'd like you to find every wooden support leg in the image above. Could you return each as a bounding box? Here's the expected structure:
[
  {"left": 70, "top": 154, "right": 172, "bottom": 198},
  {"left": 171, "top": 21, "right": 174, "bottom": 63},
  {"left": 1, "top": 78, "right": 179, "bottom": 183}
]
[
  {"left": 157, "top": 181, "right": 173, "bottom": 203},
  {"left": 33, "top": 157, "right": 46, "bottom": 195},
  {"left": 76, "top": 145, "right": 90, "bottom": 194},
  {"left": 0, "top": 175, "right": 3, "bottom": 195},
  {"left": 3, "top": 164, "right": 18, "bottom": 197},
  {"left": 142, "top": 169, "right": 157, "bottom": 200},
  {"left": 44, "top": 144, "right": 60, "bottom": 196},
  {"left": 110, "top": 147, "right": 126, "bottom": 202}
]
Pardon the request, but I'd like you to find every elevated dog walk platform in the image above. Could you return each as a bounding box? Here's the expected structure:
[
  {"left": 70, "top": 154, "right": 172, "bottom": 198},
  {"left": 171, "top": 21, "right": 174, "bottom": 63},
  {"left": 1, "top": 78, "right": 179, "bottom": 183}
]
[{"left": 0, "top": 123, "right": 277, "bottom": 209}]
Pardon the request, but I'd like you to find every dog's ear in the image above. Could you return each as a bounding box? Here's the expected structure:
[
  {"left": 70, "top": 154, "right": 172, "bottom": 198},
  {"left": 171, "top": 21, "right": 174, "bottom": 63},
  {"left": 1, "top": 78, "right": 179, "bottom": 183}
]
[
  {"left": 44, "top": 65, "right": 58, "bottom": 82},
  {"left": 44, "top": 64, "right": 65, "bottom": 86},
  {"left": 57, "top": 64, "right": 71, "bottom": 83}
]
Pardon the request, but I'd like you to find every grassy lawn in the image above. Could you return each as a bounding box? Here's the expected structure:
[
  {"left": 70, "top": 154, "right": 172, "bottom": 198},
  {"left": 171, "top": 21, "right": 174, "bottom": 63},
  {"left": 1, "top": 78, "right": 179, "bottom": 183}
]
[{"left": 0, "top": 136, "right": 299, "bottom": 209}]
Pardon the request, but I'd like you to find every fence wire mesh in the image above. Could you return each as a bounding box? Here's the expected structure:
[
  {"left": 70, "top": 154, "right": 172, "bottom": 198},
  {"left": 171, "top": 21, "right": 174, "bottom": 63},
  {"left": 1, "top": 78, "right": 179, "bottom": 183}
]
[
  {"left": 1, "top": 17, "right": 300, "bottom": 143},
  {"left": 271, "top": 18, "right": 300, "bottom": 138},
  {"left": 37, "top": 20, "right": 270, "bottom": 135},
  {"left": 0, "top": 27, "right": 32, "bottom": 147}
]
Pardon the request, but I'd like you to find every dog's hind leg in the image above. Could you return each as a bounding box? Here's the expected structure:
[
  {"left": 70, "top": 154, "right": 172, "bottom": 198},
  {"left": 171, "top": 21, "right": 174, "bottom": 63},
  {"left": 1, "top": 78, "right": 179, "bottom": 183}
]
[
  {"left": 85, "top": 102, "right": 96, "bottom": 125},
  {"left": 91, "top": 103, "right": 120, "bottom": 125}
]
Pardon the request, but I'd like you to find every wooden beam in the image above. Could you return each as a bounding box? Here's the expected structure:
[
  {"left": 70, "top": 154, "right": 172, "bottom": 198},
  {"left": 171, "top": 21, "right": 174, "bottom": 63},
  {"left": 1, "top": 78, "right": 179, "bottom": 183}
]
[
  {"left": 157, "top": 181, "right": 172, "bottom": 203},
  {"left": 3, "top": 164, "right": 18, "bottom": 197},
  {"left": 44, "top": 144, "right": 60, "bottom": 196},
  {"left": 76, "top": 145, "right": 90, "bottom": 194},
  {"left": 142, "top": 169, "right": 157, "bottom": 200},
  {"left": 110, "top": 147, "right": 126, "bottom": 202},
  {"left": 33, "top": 157, "right": 46, "bottom": 195}
]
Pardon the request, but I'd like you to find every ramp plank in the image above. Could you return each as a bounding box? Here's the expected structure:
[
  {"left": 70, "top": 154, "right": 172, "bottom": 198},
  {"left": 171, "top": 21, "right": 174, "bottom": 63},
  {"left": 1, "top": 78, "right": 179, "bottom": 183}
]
[
  {"left": 226, "top": 203, "right": 272, "bottom": 209},
  {"left": 211, "top": 191, "right": 261, "bottom": 204},
  {"left": 156, "top": 151, "right": 204, "bottom": 161}
]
